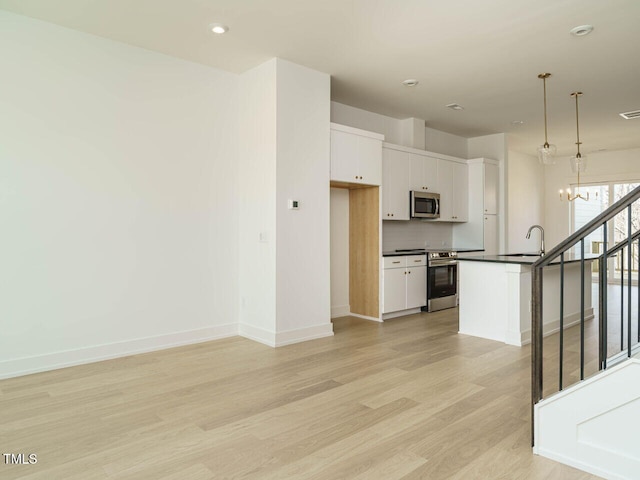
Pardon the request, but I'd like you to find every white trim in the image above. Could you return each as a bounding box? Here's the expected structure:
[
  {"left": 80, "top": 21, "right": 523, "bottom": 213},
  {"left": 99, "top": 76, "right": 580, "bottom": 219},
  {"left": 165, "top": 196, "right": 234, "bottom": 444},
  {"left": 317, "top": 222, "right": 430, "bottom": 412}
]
[
  {"left": 534, "top": 359, "right": 640, "bottom": 479},
  {"left": 239, "top": 323, "right": 334, "bottom": 347},
  {"left": 535, "top": 359, "right": 639, "bottom": 409},
  {"left": 350, "top": 312, "right": 383, "bottom": 322},
  {"left": 331, "top": 304, "right": 351, "bottom": 318},
  {"left": 0, "top": 324, "right": 238, "bottom": 380},
  {"left": 517, "top": 308, "right": 594, "bottom": 346},
  {"left": 274, "top": 324, "right": 334, "bottom": 347},
  {"left": 467, "top": 157, "right": 499, "bottom": 165},
  {"left": 533, "top": 448, "right": 621, "bottom": 480},
  {"left": 238, "top": 323, "right": 277, "bottom": 347},
  {"left": 382, "top": 307, "right": 422, "bottom": 320},
  {"left": 382, "top": 141, "right": 466, "bottom": 163},
  {"left": 330, "top": 122, "right": 385, "bottom": 140}
]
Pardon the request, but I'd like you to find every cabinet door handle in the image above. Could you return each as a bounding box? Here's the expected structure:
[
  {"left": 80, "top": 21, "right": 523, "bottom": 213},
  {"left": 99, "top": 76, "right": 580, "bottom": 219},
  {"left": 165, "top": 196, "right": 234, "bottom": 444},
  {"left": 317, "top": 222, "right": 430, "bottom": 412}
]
[
  {"left": 392, "top": 261, "right": 401, "bottom": 264},
  {"left": 414, "top": 260, "right": 422, "bottom": 262},
  {"left": 408, "top": 270, "right": 411, "bottom": 274}
]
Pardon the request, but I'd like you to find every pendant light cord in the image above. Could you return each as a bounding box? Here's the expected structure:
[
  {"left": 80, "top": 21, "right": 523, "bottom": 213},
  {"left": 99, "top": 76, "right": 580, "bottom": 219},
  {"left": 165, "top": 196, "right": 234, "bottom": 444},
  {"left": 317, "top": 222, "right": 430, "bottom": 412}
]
[
  {"left": 574, "top": 92, "right": 582, "bottom": 157},
  {"left": 543, "top": 77, "right": 549, "bottom": 146}
]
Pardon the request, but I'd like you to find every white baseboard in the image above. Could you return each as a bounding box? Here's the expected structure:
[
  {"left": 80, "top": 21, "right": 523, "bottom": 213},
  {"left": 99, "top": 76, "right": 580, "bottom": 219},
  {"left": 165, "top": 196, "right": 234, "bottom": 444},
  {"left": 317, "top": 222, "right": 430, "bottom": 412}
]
[
  {"left": 239, "top": 323, "right": 334, "bottom": 347},
  {"left": 275, "top": 324, "right": 334, "bottom": 346},
  {"left": 0, "top": 323, "right": 238, "bottom": 380},
  {"left": 382, "top": 307, "right": 422, "bottom": 321},
  {"left": 238, "top": 323, "right": 277, "bottom": 346},
  {"left": 350, "top": 313, "right": 383, "bottom": 322},
  {"left": 517, "top": 308, "right": 594, "bottom": 346},
  {"left": 331, "top": 304, "right": 351, "bottom": 318}
]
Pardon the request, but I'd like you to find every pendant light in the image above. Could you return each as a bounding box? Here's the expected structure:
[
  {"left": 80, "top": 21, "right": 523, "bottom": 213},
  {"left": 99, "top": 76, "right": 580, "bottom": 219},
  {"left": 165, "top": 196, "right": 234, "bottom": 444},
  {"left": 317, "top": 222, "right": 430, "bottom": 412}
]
[
  {"left": 560, "top": 92, "right": 591, "bottom": 201},
  {"left": 537, "top": 73, "right": 557, "bottom": 165}
]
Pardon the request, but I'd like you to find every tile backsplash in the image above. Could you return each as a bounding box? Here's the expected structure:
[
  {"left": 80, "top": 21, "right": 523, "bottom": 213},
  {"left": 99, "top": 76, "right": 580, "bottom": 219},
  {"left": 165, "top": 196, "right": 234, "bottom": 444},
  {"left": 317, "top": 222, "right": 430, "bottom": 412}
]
[{"left": 382, "top": 220, "right": 453, "bottom": 251}]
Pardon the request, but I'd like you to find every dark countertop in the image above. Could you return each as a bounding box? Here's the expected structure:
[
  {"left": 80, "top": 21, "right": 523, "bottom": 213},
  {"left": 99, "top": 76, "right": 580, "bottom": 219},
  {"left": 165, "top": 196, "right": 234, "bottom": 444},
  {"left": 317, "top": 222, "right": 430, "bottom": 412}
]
[
  {"left": 457, "top": 252, "right": 600, "bottom": 265},
  {"left": 382, "top": 248, "right": 484, "bottom": 257}
]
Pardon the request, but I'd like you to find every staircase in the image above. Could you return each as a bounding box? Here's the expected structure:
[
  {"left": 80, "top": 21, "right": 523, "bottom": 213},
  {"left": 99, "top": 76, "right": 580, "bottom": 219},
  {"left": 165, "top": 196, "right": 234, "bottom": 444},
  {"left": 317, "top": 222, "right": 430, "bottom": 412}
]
[{"left": 531, "top": 185, "right": 640, "bottom": 479}]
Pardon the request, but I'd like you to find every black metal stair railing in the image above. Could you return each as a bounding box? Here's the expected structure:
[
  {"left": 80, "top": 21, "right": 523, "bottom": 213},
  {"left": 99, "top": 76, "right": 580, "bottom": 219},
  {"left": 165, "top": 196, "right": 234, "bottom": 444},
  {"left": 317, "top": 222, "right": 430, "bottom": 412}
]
[{"left": 530, "top": 184, "right": 640, "bottom": 446}]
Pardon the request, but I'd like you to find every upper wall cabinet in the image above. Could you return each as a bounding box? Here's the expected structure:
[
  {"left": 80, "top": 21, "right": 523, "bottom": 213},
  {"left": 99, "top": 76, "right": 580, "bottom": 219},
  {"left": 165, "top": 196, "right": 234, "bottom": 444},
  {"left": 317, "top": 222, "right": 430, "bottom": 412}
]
[
  {"left": 330, "top": 123, "right": 383, "bottom": 186},
  {"left": 382, "top": 146, "right": 410, "bottom": 220},
  {"left": 484, "top": 163, "right": 498, "bottom": 215},
  {"left": 436, "top": 159, "right": 468, "bottom": 222},
  {"left": 409, "top": 153, "right": 437, "bottom": 192}
]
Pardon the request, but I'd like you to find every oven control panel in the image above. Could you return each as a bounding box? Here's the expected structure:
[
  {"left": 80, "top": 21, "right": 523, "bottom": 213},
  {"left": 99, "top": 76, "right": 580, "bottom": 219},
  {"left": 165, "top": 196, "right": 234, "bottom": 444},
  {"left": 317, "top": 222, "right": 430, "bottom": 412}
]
[{"left": 428, "top": 251, "right": 457, "bottom": 260}]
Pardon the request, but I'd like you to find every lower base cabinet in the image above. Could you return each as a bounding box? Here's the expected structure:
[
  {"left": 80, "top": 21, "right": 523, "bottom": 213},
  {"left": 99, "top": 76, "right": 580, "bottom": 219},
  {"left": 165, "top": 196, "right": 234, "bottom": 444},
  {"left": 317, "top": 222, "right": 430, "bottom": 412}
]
[{"left": 382, "top": 255, "right": 427, "bottom": 314}]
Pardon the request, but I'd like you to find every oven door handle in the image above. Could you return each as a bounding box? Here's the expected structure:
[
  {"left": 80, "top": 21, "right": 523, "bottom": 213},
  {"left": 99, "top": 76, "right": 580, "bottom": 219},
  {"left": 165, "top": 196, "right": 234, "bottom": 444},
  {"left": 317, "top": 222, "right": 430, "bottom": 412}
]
[{"left": 429, "top": 260, "right": 458, "bottom": 266}]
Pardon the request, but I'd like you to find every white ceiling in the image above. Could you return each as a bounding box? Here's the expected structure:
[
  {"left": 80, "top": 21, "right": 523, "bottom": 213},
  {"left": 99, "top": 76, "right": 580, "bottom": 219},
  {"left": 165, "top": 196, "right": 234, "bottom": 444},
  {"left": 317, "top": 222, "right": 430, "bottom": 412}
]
[{"left": 2, "top": 0, "right": 639, "bottom": 156}]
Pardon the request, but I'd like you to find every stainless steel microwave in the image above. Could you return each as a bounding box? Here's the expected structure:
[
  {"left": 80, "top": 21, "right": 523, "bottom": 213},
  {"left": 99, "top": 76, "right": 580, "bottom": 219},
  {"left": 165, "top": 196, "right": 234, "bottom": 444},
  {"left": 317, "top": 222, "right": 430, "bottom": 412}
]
[{"left": 410, "top": 191, "right": 440, "bottom": 219}]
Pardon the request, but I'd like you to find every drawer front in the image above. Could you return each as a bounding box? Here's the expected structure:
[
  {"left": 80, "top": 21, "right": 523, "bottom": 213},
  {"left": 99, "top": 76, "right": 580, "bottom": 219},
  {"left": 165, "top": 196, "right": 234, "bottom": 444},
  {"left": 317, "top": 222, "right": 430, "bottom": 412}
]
[
  {"left": 383, "top": 256, "right": 407, "bottom": 269},
  {"left": 406, "top": 255, "right": 426, "bottom": 266}
]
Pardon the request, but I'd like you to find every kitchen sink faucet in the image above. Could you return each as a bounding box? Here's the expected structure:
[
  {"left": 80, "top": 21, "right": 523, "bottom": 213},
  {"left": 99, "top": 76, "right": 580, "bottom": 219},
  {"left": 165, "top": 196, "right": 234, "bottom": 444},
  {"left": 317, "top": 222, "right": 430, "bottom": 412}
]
[{"left": 526, "top": 225, "right": 545, "bottom": 256}]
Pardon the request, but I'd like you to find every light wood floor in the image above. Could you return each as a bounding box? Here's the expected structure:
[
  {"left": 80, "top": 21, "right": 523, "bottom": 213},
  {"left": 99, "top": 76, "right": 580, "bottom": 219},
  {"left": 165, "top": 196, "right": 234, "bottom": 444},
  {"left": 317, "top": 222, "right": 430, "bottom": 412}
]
[{"left": 1, "top": 309, "right": 601, "bottom": 479}]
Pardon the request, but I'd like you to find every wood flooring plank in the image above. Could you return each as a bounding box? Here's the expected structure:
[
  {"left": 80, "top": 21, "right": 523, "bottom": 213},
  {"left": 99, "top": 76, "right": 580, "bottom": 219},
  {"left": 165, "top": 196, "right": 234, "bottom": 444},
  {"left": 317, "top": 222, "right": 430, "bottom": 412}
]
[{"left": 0, "top": 312, "right": 603, "bottom": 480}]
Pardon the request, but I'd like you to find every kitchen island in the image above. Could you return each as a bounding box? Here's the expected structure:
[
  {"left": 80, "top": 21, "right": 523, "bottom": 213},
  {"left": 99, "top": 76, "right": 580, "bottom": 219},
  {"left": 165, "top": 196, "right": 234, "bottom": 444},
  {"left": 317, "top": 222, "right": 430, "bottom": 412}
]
[{"left": 457, "top": 253, "right": 595, "bottom": 346}]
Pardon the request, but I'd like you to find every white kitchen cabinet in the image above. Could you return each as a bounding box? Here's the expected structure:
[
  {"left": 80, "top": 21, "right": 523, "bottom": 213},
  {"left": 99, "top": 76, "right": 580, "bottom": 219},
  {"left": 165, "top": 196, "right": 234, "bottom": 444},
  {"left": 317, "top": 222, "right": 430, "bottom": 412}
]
[
  {"left": 453, "top": 162, "right": 469, "bottom": 222},
  {"left": 409, "top": 153, "right": 437, "bottom": 192},
  {"left": 382, "top": 255, "right": 427, "bottom": 314},
  {"left": 382, "top": 265, "right": 407, "bottom": 313},
  {"left": 484, "top": 214, "right": 498, "bottom": 255},
  {"left": 452, "top": 158, "right": 499, "bottom": 251},
  {"left": 484, "top": 163, "right": 498, "bottom": 215},
  {"left": 330, "top": 124, "right": 383, "bottom": 186},
  {"left": 382, "top": 147, "right": 410, "bottom": 220},
  {"left": 406, "top": 264, "right": 427, "bottom": 309},
  {"left": 436, "top": 159, "right": 468, "bottom": 222}
]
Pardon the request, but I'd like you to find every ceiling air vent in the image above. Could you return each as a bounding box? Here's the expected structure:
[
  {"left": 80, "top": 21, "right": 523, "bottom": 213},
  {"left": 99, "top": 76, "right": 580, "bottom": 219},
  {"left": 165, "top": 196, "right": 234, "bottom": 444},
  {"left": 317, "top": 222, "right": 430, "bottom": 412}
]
[{"left": 619, "top": 110, "right": 640, "bottom": 120}]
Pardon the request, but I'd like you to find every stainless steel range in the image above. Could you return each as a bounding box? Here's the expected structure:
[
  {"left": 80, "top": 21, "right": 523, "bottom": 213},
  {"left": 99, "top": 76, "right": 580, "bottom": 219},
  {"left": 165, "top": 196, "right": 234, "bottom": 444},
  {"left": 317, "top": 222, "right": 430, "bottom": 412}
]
[{"left": 424, "top": 251, "right": 458, "bottom": 312}]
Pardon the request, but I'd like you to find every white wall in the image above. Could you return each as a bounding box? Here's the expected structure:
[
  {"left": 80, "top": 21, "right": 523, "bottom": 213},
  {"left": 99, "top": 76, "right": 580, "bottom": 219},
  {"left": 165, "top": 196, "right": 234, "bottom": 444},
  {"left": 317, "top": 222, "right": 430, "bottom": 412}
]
[
  {"left": 0, "top": 11, "right": 239, "bottom": 377},
  {"left": 425, "top": 127, "right": 468, "bottom": 159},
  {"left": 382, "top": 221, "right": 454, "bottom": 251},
  {"left": 544, "top": 148, "right": 640, "bottom": 249},
  {"left": 331, "top": 102, "right": 402, "bottom": 144},
  {"left": 507, "top": 150, "right": 545, "bottom": 253},
  {"left": 275, "top": 59, "right": 332, "bottom": 338},
  {"left": 239, "top": 59, "right": 333, "bottom": 345},
  {"left": 330, "top": 188, "right": 350, "bottom": 317},
  {"left": 331, "top": 101, "right": 469, "bottom": 159},
  {"left": 237, "top": 59, "right": 278, "bottom": 337}
]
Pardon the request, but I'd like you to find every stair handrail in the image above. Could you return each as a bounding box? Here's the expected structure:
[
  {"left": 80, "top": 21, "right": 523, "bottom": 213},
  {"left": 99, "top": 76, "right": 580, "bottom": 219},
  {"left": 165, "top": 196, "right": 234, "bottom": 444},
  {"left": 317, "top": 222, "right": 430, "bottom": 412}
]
[{"left": 530, "top": 184, "right": 640, "bottom": 446}]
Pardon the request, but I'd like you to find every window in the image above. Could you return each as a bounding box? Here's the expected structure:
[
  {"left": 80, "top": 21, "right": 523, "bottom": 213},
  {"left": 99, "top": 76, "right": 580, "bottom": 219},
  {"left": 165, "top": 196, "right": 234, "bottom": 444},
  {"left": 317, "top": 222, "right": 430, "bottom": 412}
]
[{"left": 572, "top": 181, "right": 640, "bottom": 284}]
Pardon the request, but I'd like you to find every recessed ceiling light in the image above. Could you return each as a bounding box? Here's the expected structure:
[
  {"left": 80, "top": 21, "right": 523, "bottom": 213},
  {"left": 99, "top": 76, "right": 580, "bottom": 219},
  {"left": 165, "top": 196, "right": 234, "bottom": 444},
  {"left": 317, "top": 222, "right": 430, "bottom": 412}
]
[
  {"left": 570, "top": 25, "right": 593, "bottom": 37},
  {"left": 446, "top": 103, "right": 464, "bottom": 111},
  {"left": 402, "top": 79, "right": 419, "bottom": 87},
  {"left": 209, "top": 23, "right": 229, "bottom": 34},
  {"left": 511, "top": 120, "right": 524, "bottom": 126}
]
